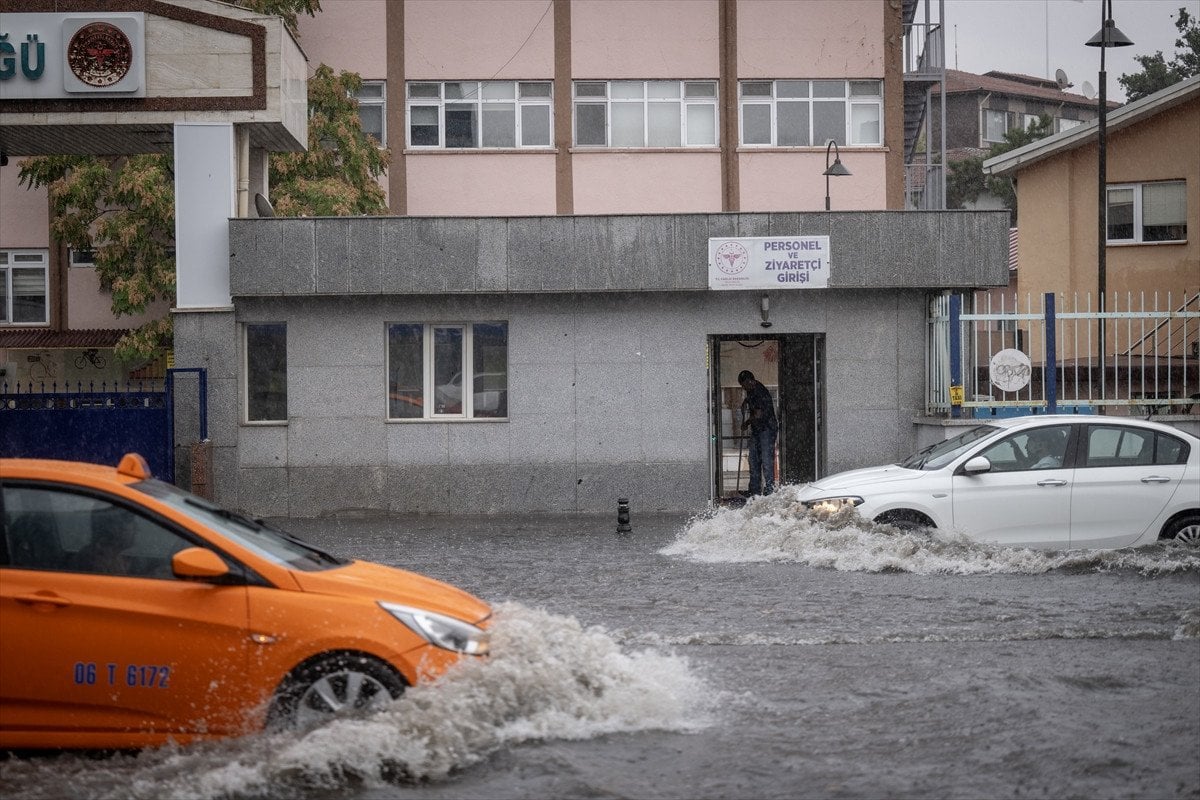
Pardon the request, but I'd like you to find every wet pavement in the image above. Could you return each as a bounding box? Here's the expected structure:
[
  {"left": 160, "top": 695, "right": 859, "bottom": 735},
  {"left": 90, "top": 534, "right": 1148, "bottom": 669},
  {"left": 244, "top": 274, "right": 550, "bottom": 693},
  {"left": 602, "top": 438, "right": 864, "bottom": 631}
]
[{"left": 2, "top": 497, "right": 1198, "bottom": 800}]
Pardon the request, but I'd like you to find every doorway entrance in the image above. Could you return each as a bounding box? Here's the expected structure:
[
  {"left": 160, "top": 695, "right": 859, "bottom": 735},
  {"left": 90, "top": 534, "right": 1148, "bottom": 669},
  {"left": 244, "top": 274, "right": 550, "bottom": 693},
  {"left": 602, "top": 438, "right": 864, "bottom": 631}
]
[{"left": 710, "top": 334, "right": 825, "bottom": 503}]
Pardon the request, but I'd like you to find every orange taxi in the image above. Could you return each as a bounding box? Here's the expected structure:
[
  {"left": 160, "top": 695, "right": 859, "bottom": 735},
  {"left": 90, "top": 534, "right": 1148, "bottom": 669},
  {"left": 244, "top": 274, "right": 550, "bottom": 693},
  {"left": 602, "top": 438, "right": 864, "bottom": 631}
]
[{"left": 0, "top": 454, "right": 491, "bottom": 750}]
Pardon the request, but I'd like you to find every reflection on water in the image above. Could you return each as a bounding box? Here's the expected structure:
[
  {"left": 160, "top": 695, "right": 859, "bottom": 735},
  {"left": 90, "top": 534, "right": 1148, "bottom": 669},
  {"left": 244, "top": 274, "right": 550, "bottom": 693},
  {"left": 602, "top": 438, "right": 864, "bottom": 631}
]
[
  {"left": 664, "top": 487, "right": 1200, "bottom": 576},
  {"left": 0, "top": 604, "right": 715, "bottom": 800}
]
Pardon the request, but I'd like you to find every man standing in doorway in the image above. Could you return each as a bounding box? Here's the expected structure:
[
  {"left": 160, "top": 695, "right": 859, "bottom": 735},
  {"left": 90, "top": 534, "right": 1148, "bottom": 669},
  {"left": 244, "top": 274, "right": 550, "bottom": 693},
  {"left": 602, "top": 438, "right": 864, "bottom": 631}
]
[{"left": 738, "top": 370, "right": 778, "bottom": 495}]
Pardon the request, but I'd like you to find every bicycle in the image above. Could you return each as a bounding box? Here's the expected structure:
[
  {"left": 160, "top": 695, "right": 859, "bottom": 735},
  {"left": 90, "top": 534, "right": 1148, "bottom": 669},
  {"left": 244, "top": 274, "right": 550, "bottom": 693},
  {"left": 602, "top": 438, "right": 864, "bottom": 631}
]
[{"left": 75, "top": 349, "right": 107, "bottom": 369}]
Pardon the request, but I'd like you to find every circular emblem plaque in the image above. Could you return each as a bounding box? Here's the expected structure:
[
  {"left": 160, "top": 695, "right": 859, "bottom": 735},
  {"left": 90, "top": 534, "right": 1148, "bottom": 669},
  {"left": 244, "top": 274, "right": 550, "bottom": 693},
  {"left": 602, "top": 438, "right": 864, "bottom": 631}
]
[
  {"left": 989, "top": 348, "right": 1032, "bottom": 393},
  {"left": 67, "top": 22, "right": 133, "bottom": 87},
  {"left": 715, "top": 241, "right": 750, "bottom": 275}
]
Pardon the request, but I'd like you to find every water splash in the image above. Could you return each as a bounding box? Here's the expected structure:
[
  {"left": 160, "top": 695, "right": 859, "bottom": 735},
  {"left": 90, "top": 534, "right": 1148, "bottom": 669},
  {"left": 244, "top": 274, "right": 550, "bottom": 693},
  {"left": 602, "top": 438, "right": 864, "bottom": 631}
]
[
  {"left": 663, "top": 488, "right": 1200, "bottom": 576},
  {"left": 0, "top": 604, "right": 715, "bottom": 800}
]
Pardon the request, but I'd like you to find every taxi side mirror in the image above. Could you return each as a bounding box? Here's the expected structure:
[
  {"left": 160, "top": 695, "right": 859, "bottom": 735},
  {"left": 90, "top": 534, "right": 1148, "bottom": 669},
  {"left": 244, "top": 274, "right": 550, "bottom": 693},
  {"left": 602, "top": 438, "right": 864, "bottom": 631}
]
[{"left": 172, "top": 547, "right": 231, "bottom": 580}]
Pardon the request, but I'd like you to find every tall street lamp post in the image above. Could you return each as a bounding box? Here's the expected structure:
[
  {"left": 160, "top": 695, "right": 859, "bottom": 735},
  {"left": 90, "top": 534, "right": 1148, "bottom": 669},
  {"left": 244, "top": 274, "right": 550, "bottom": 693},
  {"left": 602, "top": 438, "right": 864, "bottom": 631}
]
[
  {"left": 823, "top": 139, "right": 851, "bottom": 211},
  {"left": 1085, "top": 0, "right": 1133, "bottom": 395}
]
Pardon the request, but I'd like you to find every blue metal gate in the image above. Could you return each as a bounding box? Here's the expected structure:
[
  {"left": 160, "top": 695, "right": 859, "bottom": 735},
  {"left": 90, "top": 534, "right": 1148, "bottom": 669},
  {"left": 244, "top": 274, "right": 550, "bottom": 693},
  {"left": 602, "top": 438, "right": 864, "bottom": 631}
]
[{"left": 0, "top": 369, "right": 206, "bottom": 482}]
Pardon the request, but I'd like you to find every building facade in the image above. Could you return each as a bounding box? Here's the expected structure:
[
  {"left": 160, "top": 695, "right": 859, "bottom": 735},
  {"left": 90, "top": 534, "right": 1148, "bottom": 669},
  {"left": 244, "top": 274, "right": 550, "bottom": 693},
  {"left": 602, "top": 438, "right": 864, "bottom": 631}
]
[{"left": 2, "top": 0, "right": 1012, "bottom": 517}]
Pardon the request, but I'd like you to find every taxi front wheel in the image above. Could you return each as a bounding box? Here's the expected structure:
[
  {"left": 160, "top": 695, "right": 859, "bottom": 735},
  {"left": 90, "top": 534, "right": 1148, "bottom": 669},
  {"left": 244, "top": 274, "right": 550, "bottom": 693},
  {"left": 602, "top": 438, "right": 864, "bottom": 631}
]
[{"left": 267, "top": 652, "right": 407, "bottom": 730}]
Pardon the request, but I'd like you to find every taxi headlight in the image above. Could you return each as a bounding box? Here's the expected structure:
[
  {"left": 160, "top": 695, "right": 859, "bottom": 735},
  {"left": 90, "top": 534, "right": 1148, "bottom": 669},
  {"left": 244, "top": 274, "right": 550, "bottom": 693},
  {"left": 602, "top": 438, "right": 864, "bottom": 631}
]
[
  {"left": 379, "top": 602, "right": 490, "bottom": 656},
  {"left": 803, "top": 496, "right": 865, "bottom": 514}
]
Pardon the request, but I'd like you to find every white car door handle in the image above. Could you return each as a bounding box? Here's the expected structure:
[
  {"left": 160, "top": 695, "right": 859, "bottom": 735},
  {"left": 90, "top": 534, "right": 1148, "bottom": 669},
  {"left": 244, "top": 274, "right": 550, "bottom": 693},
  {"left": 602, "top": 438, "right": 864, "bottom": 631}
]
[
  {"left": 1140, "top": 476, "right": 1172, "bottom": 484},
  {"left": 1036, "top": 478, "right": 1068, "bottom": 487}
]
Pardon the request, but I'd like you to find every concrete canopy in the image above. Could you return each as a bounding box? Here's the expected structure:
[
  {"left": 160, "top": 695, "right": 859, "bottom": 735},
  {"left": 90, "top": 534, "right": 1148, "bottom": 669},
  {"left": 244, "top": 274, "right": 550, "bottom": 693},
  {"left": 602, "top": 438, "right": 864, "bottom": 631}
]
[{"left": 0, "top": 0, "right": 307, "bottom": 157}]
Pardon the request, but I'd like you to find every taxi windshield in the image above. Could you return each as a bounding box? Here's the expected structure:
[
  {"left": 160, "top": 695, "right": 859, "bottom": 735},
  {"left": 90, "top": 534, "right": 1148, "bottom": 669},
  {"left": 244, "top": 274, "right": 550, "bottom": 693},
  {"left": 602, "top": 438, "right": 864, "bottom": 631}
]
[
  {"left": 134, "top": 479, "right": 347, "bottom": 571},
  {"left": 898, "top": 424, "right": 1000, "bottom": 471}
]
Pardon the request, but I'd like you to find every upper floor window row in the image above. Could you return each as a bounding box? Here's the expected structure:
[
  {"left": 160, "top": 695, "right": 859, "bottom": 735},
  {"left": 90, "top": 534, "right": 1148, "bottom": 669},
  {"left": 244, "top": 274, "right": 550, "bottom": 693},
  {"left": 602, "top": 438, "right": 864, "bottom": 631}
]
[
  {"left": 403, "top": 79, "right": 883, "bottom": 150},
  {"left": 573, "top": 80, "right": 719, "bottom": 148},
  {"left": 981, "top": 109, "right": 1085, "bottom": 144},
  {"left": 740, "top": 80, "right": 882, "bottom": 147},
  {"left": 407, "top": 81, "right": 553, "bottom": 149}
]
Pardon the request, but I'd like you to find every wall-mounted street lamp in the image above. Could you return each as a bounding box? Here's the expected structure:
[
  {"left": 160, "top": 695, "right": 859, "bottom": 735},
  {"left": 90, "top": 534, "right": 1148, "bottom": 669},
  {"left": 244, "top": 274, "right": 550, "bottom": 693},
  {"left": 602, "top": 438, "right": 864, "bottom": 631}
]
[
  {"left": 1085, "top": 0, "right": 1132, "bottom": 387},
  {"left": 823, "top": 139, "right": 851, "bottom": 211}
]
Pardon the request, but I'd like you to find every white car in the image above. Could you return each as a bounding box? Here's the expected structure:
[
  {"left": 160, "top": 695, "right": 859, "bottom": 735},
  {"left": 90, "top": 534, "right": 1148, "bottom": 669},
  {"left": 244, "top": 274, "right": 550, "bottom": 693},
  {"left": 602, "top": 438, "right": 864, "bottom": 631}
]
[{"left": 795, "top": 415, "right": 1200, "bottom": 550}]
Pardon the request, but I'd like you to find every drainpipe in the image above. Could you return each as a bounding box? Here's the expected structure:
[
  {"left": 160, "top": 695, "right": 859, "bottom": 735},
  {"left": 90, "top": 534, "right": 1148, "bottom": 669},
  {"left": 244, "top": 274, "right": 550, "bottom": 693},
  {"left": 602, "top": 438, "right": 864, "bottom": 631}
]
[{"left": 236, "top": 126, "right": 250, "bottom": 218}]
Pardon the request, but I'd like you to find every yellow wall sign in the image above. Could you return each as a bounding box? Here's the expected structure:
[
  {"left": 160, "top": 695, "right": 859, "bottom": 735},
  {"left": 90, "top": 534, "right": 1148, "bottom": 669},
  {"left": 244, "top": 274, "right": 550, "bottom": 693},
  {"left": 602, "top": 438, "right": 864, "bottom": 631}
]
[{"left": 949, "top": 385, "right": 964, "bottom": 405}]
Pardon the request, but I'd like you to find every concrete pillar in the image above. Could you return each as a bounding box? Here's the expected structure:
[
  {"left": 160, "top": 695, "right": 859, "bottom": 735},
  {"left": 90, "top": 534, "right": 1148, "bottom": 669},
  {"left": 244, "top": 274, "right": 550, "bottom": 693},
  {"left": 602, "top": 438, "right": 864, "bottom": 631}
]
[{"left": 174, "top": 122, "right": 235, "bottom": 309}]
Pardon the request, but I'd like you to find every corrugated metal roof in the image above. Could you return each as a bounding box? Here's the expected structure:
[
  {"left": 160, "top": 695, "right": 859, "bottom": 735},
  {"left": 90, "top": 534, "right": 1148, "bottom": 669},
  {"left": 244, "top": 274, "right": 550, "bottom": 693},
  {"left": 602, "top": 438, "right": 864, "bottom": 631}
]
[{"left": 0, "top": 329, "right": 129, "bottom": 349}]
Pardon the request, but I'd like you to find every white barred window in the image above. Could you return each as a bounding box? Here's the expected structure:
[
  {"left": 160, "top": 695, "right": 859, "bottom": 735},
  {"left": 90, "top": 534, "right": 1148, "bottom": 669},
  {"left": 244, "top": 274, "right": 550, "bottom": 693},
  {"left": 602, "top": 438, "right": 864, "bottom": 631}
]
[
  {"left": 573, "top": 80, "right": 718, "bottom": 147},
  {"left": 0, "top": 250, "right": 50, "bottom": 325},
  {"left": 407, "top": 81, "right": 552, "bottom": 149},
  {"left": 740, "top": 80, "right": 882, "bottom": 147}
]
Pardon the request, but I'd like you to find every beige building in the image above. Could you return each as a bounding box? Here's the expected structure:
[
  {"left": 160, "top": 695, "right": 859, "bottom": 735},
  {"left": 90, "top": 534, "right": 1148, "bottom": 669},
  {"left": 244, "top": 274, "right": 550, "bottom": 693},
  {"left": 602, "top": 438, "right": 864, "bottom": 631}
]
[{"left": 985, "top": 76, "right": 1198, "bottom": 329}]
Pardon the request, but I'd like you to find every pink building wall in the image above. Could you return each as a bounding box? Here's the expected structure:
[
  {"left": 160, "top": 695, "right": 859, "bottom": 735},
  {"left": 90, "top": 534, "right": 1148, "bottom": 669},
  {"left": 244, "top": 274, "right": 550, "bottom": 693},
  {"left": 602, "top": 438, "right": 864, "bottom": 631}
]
[
  {"left": 572, "top": 153, "right": 724, "bottom": 215},
  {"left": 737, "top": 0, "right": 886, "bottom": 78},
  {"left": 0, "top": 161, "right": 49, "bottom": 249},
  {"left": 294, "top": 0, "right": 389, "bottom": 80},
  {"left": 405, "top": 0, "right": 555, "bottom": 79},
  {"left": 571, "top": 0, "right": 719, "bottom": 78},
  {"left": 406, "top": 154, "right": 558, "bottom": 216}
]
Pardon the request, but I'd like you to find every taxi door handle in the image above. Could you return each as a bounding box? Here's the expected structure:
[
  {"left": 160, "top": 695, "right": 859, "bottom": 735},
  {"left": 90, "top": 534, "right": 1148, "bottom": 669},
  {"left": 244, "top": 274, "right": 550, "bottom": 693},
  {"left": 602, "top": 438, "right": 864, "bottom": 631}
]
[
  {"left": 14, "top": 592, "right": 73, "bottom": 608},
  {"left": 1140, "top": 476, "right": 1172, "bottom": 484},
  {"left": 1036, "top": 479, "right": 1068, "bottom": 487}
]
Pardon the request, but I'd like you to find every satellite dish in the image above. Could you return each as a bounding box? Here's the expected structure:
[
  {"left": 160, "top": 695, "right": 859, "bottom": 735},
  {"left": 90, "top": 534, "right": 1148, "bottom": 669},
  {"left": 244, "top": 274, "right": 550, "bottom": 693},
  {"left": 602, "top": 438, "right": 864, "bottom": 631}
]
[
  {"left": 1055, "top": 68, "right": 1073, "bottom": 90},
  {"left": 1081, "top": 80, "right": 1096, "bottom": 99},
  {"left": 254, "top": 193, "right": 275, "bottom": 218}
]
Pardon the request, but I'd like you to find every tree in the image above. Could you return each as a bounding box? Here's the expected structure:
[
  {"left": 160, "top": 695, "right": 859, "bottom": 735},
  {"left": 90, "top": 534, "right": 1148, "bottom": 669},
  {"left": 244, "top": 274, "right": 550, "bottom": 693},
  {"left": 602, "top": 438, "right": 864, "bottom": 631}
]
[
  {"left": 19, "top": 27, "right": 388, "bottom": 363},
  {"left": 1119, "top": 7, "right": 1199, "bottom": 101},
  {"left": 269, "top": 65, "right": 390, "bottom": 216},
  {"left": 946, "top": 115, "right": 1055, "bottom": 224}
]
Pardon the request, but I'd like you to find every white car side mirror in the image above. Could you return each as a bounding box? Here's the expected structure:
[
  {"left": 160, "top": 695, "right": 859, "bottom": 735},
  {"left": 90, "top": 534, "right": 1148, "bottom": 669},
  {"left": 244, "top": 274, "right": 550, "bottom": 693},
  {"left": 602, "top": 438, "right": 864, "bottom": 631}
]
[{"left": 963, "top": 456, "right": 992, "bottom": 475}]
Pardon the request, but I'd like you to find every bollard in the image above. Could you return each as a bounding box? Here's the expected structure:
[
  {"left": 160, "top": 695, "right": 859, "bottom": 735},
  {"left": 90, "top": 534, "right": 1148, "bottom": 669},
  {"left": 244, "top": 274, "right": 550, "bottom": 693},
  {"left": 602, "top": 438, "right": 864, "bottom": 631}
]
[{"left": 617, "top": 498, "right": 632, "bottom": 534}]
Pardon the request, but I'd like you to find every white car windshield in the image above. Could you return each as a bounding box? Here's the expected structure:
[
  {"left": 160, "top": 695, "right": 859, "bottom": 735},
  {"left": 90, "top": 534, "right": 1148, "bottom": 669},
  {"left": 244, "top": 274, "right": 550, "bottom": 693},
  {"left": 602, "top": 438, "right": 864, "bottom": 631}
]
[{"left": 899, "top": 425, "right": 1000, "bottom": 471}]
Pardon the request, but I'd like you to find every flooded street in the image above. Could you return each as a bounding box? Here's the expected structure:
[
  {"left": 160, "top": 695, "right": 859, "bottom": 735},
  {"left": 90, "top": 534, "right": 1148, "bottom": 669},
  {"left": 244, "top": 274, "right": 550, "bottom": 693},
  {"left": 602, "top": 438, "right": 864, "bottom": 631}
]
[{"left": 3, "top": 490, "right": 1198, "bottom": 799}]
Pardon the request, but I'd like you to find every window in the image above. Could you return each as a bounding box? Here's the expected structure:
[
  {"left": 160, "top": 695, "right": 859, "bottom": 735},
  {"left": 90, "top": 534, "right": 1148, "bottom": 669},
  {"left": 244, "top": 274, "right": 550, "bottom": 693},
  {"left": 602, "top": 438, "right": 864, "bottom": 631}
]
[
  {"left": 3, "top": 486, "right": 193, "bottom": 579},
  {"left": 739, "top": 80, "right": 881, "bottom": 147},
  {"left": 244, "top": 323, "right": 287, "bottom": 423},
  {"left": 1107, "top": 181, "right": 1187, "bottom": 243},
  {"left": 355, "top": 80, "right": 386, "bottom": 146},
  {"left": 977, "top": 426, "right": 1071, "bottom": 472},
  {"left": 69, "top": 248, "right": 96, "bottom": 267},
  {"left": 574, "top": 80, "right": 718, "bottom": 147},
  {"left": 1057, "top": 117, "right": 1083, "bottom": 133},
  {"left": 387, "top": 322, "right": 508, "bottom": 420},
  {"left": 1084, "top": 426, "right": 1188, "bottom": 468},
  {"left": 0, "top": 250, "right": 49, "bottom": 325},
  {"left": 407, "top": 81, "right": 552, "bottom": 149},
  {"left": 982, "top": 109, "right": 1010, "bottom": 143}
]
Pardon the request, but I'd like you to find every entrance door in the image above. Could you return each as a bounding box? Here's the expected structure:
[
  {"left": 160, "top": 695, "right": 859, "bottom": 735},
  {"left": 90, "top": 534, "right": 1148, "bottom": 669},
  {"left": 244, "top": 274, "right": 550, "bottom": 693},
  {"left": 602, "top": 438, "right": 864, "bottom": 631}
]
[{"left": 710, "top": 335, "right": 824, "bottom": 503}]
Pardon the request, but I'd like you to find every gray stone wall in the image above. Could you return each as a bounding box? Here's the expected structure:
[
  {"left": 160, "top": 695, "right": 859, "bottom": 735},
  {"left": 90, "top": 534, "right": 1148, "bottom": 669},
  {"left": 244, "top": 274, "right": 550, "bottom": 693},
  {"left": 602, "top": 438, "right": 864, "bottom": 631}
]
[{"left": 173, "top": 211, "right": 1010, "bottom": 517}]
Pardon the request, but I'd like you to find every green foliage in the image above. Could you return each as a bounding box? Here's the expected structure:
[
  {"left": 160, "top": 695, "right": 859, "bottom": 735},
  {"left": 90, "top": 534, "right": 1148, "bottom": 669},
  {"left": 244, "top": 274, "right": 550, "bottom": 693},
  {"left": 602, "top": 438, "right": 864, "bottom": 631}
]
[
  {"left": 947, "top": 114, "right": 1055, "bottom": 224},
  {"left": 18, "top": 154, "right": 176, "bottom": 364},
  {"left": 1119, "top": 8, "right": 1199, "bottom": 101},
  {"left": 269, "top": 65, "right": 390, "bottom": 216},
  {"left": 233, "top": 0, "right": 321, "bottom": 35}
]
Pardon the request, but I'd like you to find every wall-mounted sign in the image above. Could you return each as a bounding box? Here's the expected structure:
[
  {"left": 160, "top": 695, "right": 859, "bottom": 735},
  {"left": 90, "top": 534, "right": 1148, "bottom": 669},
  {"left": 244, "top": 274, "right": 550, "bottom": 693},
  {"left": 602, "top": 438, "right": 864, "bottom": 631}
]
[
  {"left": 0, "top": 13, "right": 145, "bottom": 99},
  {"left": 989, "top": 348, "right": 1032, "bottom": 392},
  {"left": 707, "top": 236, "right": 830, "bottom": 290}
]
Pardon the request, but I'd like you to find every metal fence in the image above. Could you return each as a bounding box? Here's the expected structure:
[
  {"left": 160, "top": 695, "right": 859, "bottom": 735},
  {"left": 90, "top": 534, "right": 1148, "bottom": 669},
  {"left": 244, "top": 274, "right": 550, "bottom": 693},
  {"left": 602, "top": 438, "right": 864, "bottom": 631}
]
[{"left": 927, "top": 290, "right": 1200, "bottom": 417}]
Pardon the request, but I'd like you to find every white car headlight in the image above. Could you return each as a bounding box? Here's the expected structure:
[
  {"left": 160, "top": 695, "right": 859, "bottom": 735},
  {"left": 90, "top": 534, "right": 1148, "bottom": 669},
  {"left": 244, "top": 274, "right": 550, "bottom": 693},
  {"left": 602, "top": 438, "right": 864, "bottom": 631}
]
[
  {"left": 802, "top": 496, "right": 865, "bottom": 514},
  {"left": 379, "top": 602, "right": 490, "bottom": 655}
]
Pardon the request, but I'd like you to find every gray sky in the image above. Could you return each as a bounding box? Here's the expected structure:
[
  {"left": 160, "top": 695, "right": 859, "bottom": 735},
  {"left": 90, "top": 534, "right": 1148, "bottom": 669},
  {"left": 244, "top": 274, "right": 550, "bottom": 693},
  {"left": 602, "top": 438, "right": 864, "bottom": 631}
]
[{"left": 920, "top": 0, "right": 1199, "bottom": 101}]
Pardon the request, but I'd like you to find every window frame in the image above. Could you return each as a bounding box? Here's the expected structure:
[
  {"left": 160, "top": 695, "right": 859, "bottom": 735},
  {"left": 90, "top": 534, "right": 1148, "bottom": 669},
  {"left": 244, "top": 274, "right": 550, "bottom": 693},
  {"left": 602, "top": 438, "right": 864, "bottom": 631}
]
[
  {"left": 573, "top": 79, "right": 719, "bottom": 148},
  {"left": 355, "top": 79, "right": 387, "bottom": 147},
  {"left": 737, "top": 79, "right": 882, "bottom": 148},
  {"left": 242, "top": 322, "right": 288, "bottom": 425},
  {"left": 386, "top": 321, "right": 509, "bottom": 421},
  {"left": 1106, "top": 180, "right": 1187, "bottom": 244},
  {"left": 406, "top": 80, "right": 554, "bottom": 150},
  {"left": 0, "top": 249, "right": 50, "bottom": 326},
  {"left": 981, "top": 108, "right": 1010, "bottom": 144}
]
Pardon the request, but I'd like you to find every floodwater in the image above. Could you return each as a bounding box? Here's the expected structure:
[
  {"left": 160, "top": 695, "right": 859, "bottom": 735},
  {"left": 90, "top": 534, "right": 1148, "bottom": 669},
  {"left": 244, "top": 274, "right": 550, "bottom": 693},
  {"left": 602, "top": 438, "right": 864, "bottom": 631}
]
[{"left": 3, "top": 488, "right": 1199, "bottom": 800}]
